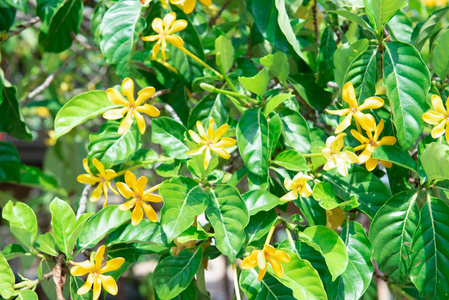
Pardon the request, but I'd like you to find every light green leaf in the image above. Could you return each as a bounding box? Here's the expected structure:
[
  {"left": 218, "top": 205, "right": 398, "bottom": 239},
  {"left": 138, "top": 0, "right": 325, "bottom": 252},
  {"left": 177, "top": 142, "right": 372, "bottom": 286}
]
[
  {"left": 2, "top": 243, "right": 26, "bottom": 260},
  {"left": 0, "top": 253, "right": 15, "bottom": 299},
  {"left": 312, "top": 182, "right": 358, "bottom": 210},
  {"left": 3, "top": 0, "right": 26, "bottom": 12},
  {"left": 413, "top": 7, "right": 449, "bottom": 51},
  {"left": 383, "top": 41, "right": 430, "bottom": 150},
  {"left": 268, "top": 114, "right": 282, "bottom": 157},
  {"left": 70, "top": 276, "right": 93, "bottom": 300},
  {"left": 54, "top": 90, "right": 118, "bottom": 138},
  {"left": 371, "top": 145, "right": 417, "bottom": 173},
  {"left": 387, "top": 11, "right": 413, "bottom": 43},
  {"left": 273, "top": 149, "right": 309, "bottom": 172},
  {"left": 264, "top": 93, "right": 294, "bottom": 116},
  {"left": 17, "top": 290, "right": 38, "bottom": 300},
  {"left": 2, "top": 200, "right": 37, "bottom": 249},
  {"left": 421, "top": 142, "right": 449, "bottom": 182},
  {"left": 0, "top": 142, "right": 20, "bottom": 182},
  {"left": 363, "top": 0, "right": 405, "bottom": 33},
  {"left": 277, "top": 107, "right": 310, "bottom": 153},
  {"left": 160, "top": 176, "right": 209, "bottom": 242},
  {"left": 334, "top": 39, "right": 369, "bottom": 90},
  {"left": 433, "top": 29, "right": 449, "bottom": 81},
  {"left": 243, "top": 189, "right": 284, "bottom": 216},
  {"left": 238, "top": 68, "right": 270, "bottom": 97},
  {"left": 206, "top": 185, "right": 249, "bottom": 262},
  {"left": 177, "top": 226, "right": 214, "bottom": 244},
  {"left": 215, "top": 35, "right": 234, "bottom": 73},
  {"left": 330, "top": 10, "right": 375, "bottom": 34},
  {"left": 50, "top": 198, "right": 77, "bottom": 257},
  {"left": 152, "top": 117, "right": 190, "bottom": 160},
  {"left": 35, "top": 232, "right": 58, "bottom": 257},
  {"left": 240, "top": 269, "right": 295, "bottom": 300},
  {"left": 260, "top": 52, "right": 289, "bottom": 82}
]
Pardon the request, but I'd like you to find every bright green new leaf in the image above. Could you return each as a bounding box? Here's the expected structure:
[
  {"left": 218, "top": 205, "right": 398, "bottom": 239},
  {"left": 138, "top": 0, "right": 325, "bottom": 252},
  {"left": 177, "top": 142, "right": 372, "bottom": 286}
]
[
  {"left": 2, "top": 200, "right": 37, "bottom": 249},
  {"left": 177, "top": 225, "right": 214, "bottom": 244},
  {"left": 152, "top": 117, "right": 190, "bottom": 160},
  {"left": 238, "top": 68, "right": 270, "bottom": 97},
  {"left": 215, "top": 35, "right": 234, "bottom": 73},
  {"left": 243, "top": 189, "right": 284, "bottom": 215},
  {"left": 312, "top": 182, "right": 358, "bottom": 210},
  {"left": 273, "top": 149, "right": 309, "bottom": 172},
  {"left": 245, "top": 210, "right": 278, "bottom": 246},
  {"left": 17, "top": 290, "right": 38, "bottom": 300},
  {"left": 363, "top": 0, "right": 405, "bottom": 33},
  {"left": 3, "top": 0, "right": 26, "bottom": 12},
  {"left": 371, "top": 145, "right": 417, "bottom": 173},
  {"left": 334, "top": 39, "right": 369, "bottom": 89},
  {"left": 2, "top": 243, "right": 27, "bottom": 260},
  {"left": 35, "top": 232, "right": 58, "bottom": 257},
  {"left": 421, "top": 142, "right": 449, "bottom": 182},
  {"left": 264, "top": 93, "right": 294, "bottom": 116},
  {"left": 50, "top": 198, "right": 77, "bottom": 257},
  {"left": 0, "top": 253, "right": 16, "bottom": 299},
  {"left": 433, "top": 29, "right": 449, "bottom": 86},
  {"left": 260, "top": 52, "right": 289, "bottom": 82},
  {"left": 330, "top": 10, "right": 375, "bottom": 35}
]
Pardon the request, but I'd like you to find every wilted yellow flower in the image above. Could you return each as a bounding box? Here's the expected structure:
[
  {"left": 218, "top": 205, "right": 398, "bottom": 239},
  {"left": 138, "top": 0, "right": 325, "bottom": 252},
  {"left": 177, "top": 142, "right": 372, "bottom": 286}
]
[
  {"left": 141, "top": 12, "right": 187, "bottom": 61},
  {"left": 70, "top": 245, "right": 125, "bottom": 300},
  {"left": 351, "top": 119, "right": 397, "bottom": 171},
  {"left": 326, "top": 82, "right": 384, "bottom": 133},
  {"left": 186, "top": 117, "right": 236, "bottom": 170},
  {"left": 241, "top": 244, "right": 290, "bottom": 281},
  {"left": 103, "top": 78, "right": 160, "bottom": 135},
  {"left": 170, "top": 0, "right": 212, "bottom": 14},
  {"left": 117, "top": 171, "right": 162, "bottom": 226},
  {"left": 322, "top": 133, "right": 359, "bottom": 177},
  {"left": 77, "top": 158, "right": 119, "bottom": 207},
  {"left": 280, "top": 172, "right": 313, "bottom": 201},
  {"left": 422, "top": 94, "right": 449, "bottom": 143}
]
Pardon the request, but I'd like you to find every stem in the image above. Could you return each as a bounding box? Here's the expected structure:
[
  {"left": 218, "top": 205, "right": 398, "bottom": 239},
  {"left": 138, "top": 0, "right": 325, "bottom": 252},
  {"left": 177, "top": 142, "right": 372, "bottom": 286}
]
[
  {"left": 76, "top": 184, "right": 91, "bottom": 219},
  {"left": 388, "top": 283, "right": 416, "bottom": 300},
  {"left": 1, "top": 17, "right": 40, "bottom": 42},
  {"left": 232, "top": 263, "right": 242, "bottom": 300},
  {"left": 156, "top": 59, "right": 179, "bottom": 74},
  {"left": 176, "top": 46, "right": 223, "bottom": 79},
  {"left": 265, "top": 225, "right": 276, "bottom": 245},
  {"left": 301, "top": 153, "right": 323, "bottom": 158},
  {"left": 200, "top": 83, "right": 258, "bottom": 104},
  {"left": 53, "top": 254, "right": 66, "bottom": 300},
  {"left": 217, "top": 53, "right": 239, "bottom": 93}
]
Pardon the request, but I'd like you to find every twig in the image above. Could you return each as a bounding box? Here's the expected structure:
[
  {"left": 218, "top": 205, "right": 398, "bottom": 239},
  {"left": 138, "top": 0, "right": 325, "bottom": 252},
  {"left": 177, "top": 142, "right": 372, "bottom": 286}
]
[
  {"left": 1, "top": 17, "right": 40, "bottom": 42},
  {"left": 53, "top": 253, "right": 66, "bottom": 300},
  {"left": 71, "top": 32, "right": 96, "bottom": 50},
  {"left": 76, "top": 184, "right": 91, "bottom": 219},
  {"left": 21, "top": 49, "right": 87, "bottom": 107},
  {"left": 209, "top": 0, "right": 232, "bottom": 26},
  {"left": 151, "top": 88, "right": 171, "bottom": 100},
  {"left": 312, "top": 0, "right": 319, "bottom": 45}
]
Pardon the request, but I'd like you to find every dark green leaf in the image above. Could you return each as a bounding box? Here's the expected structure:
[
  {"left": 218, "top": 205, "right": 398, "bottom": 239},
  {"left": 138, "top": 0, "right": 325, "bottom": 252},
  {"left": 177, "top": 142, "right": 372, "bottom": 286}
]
[
  {"left": 277, "top": 107, "right": 310, "bottom": 153},
  {"left": 334, "top": 39, "right": 369, "bottom": 89},
  {"left": 2, "top": 200, "right": 37, "bottom": 249},
  {"left": 273, "top": 149, "right": 309, "bottom": 172},
  {"left": 330, "top": 10, "right": 375, "bottom": 34},
  {"left": 245, "top": 210, "right": 278, "bottom": 246},
  {"left": 107, "top": 219, "right": 169, "bottom": 247},
  {"left": 18, "top": 164, "right": 65, "bottom": 196},
  {"left": 344, "top": 47, "right": 377, "bottom": 102},
  {"left": 268, "top": 114, "right": 282, "bottom": 157},
  {"left": 0, "top": 3, "right": 16, "bottom": 31},
  {"left": 152, "top": 117, "right": 189, "bottom": 160},
  {"left": 0, "top": 142, "right": 20, "bottom": 182},
  {"left": 433, "top": 29, "right": 449, "bottom": 84},
  {"left": 371, "top": 145, "right": 417, "bottom": 173},
  {"left": 0, "top": 83, "right": 32, "bottom": 140},
  {"left": 2, "top": 243, "right": 26, "bottom": 260},
  {"left": 317, "top": 27, "right": 338, "bottom": 86},
  {"left": 288, "top": 74, "right": 333, "bottom": 111},
  {"left": 188, "top": 94, "right": 229, "bottom": 129},
  {"left": 413, "top": 7, "right": 449, "bottom": 51}
]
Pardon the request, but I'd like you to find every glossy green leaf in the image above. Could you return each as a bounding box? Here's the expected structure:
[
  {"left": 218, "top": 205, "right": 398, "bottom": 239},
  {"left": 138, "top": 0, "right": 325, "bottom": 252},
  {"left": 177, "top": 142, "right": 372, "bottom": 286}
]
[
  {"left": 410, "top": 196, "right": 449, "bottom": 299},
  {"left": 344, "top": 47, "right": 377, "bottom": 102},
  {"left": 35, "top": 232, "right": 58, "bottom": 257},
  {"left": 369, "top": 189, "right": 419, "bottom": 283},
  {"left": 294, "top": 197, "right": 327, "bottom": 226},
  {"left": 0, "top": 82, "right": 32, "bottom": 140},
  {"left": 2, "top": 243, "right": 26, "bottom": 260},
  {"left": 277, "top": 107, "right": 310, "bottom": 153},
  {"left": 413, "top": 7, "right": 449, "bottom": 51},
  {"left": 433, "top": 29, "right": 449, "bottom": 82},
  {"left": 0, "top": 253, "right": 16, "bottom": 299},
  {"left": 317, "top": 27, "right": 338, "bottom": 86},
  {"left": 268, "top": 114, "right": 282, "bottom": 157},
  {"left": 177, "top": 225, "right": 214, "bottom": 244},
  {"left": 371, "top": 145, "right": 417, "bottom": 173},
  {"left": 2, "top": 200, "right": 37, "bottom": 249},
  {"left": 260, "top": 52, "right": 289, "bottom": 82},
  {"left": 3, "top": 0, "right": 26, "bottom": 12},
  {"left": 152, "top": 117, "right": 190, "bottom": 160},
  {"left": 77, "top": 205, "right": 131, "bottom": 249},
  {"left": 383, "top": 41, "right": 430, "bottom": 150},
  {"left": 172, "top": 280, "right": 197, "bottom": 300},
  {"left": 240, "top": 269, "right": 295, "bottom": 300},
  {"left": 238, "top": 68, "right": 270, "bottom": 97},
  {"left": 36, "top": 0, "right": 64, "bottom": 33},
  {"left": 215, "top": 35, "right": 234, "bottom": 73},
  {"left": 107, "top": 219, "right": 169, "bottom": 248},
  {"left": 237, "top": 108, "right": 269, "bottom": 190},
  {"left": 421, "top": 142, "right": 449, "bottom": 182},
  {"left": 160, "top": 176, "right": 208, "bottom": 242},
  {"left": 188, "top": 94, "right": 229, "bottom": 129},
  {"left": 70, "top": 276, "right": 93, "bottom": 300},
  {"left": 39, "top": 0, "right": 83, "bottom": 52},
  {"left": 0, "top": 3, "right": 16, "bottom": 31},
  {"left": 264, "top": 93, "right": 294, "bottom": 116},
  {"left": 330, "top": 10, "right": 375, "bottom": 34},
  {"left": 273, "top": 149, "right": 309, "bottom": 172},
  {"left": 245, "top": 210, "right": 278, "bottom": 246},
  {"left": 99, "top": 0, "right": 145, "bottom": 76},
  {"left": 54, "top": 90, "right": 118, "bottom": 138},
  {"left": 153, "top": 247, "right": 203, "bottom": 300},
  {"left": 87, "top": 121, "right": 142, "bottom": 169},
  {"left": 206, "top": 185, "right": 249, "bottom": 262},
  {"left": 243, "top": 189, "right": 283, "bottom": 216},
  {"left": 17, "top": 290, "right": 38, "bottom": 300},
  {"left": 312, "top": 182, "right": 358, "bottom": 210},
  {"left": 334, "top": 39, "right": 369, "bottom": 89},
  {"left": 0, "top": 142, "right": 20, "bottom": 182},
  {"left": 363, "top": 0, "right": 405, "bottom": 33},
  {"left": 288, "top": 74, "right": 333, "bottom": 111},
  {"left": 387, "top": 11, "right": 413, "bottom": 43},
  {"left": 50, "top": 198, "right": 78, "bottom": 257},
  {"left": 323, "top": 165, "right": 391, "bottom": 218}
]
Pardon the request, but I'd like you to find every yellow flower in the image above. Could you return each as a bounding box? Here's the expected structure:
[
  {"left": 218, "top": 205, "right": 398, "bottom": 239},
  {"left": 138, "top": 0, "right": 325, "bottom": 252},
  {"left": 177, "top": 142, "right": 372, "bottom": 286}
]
[
  {"left": 170, "top": 0, "right": 212, "bottom": 14},
  {"left": 322, "top": 133, "right": 359, "bottom": 177},
  {"left": 103, "top": 78, "right": 160, "bottom": 135},
  {"left": 351, "top": 119, "right": 397, "bottom": 171},
  {"left": 70, "top": 245, "right": 125, "bottom": 300},
  {"left": 186, "top": 117, "right": 236, "bottom": 170},
  {"left": 280, "top": 172, "right": 313, "bottom": 201},
  {"left": 422, "top": 0, "right": 447, "bottom": 7},
  {"left": 241, "top": 244, "right": 291, "bottom": 281},
  {"left": 141, "top": 12, "right": 187, "bottom": 61},
  {"left": 77, "top": 158, "right": 119, "bottom": 207},
  {"left": 117, "top": 171, "right": 162, "bottom": 226},
  {"left": 422, "top": 94, "right": 449, "bottom": 143},
  {"left": 326, "top": 82, "right": 384, "bottom": 133}
]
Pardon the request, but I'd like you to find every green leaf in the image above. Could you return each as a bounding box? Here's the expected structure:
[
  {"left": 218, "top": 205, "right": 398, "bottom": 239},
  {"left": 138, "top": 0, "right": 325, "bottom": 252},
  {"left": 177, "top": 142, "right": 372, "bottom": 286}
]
[
  {"left": 243, "top": 189, "right": 284, "bottom": 215},
  {"left": 245, "top": 0, "right": 303, "bottom": 58},
  {"left": 35, "top": 233, "right": 58, "bottom": 257},
  {"left": 371, "top": 145, "right": 417, "bottom": 173},
  {"left": 333, "top": 39, "right": 369, "bottom": 89},
  {"left": 2, "top": 243, "right": 26, "bottom": 260},
  {"left": 18, "top": 164, "right": 65, "bottom": 196},
  {"left": 152, "top": 117, "right": 190, "bottom": 160},
  {"left": 277, "top": 107, "right": 310, "bottom": 153},
  {"left": 87, "top": 121, "right": 142, "bottom": 169},
  {"left": 54, "top": 90, "right": 118, "bottom": 138},
  {"left": 433, "top": 29, "right": 449, "bottom": 82},
  {"left": 17, "top": 290, "right": 38, "bottom": 300},
  {"left": 260, "top": 52, "right": 289, "bottom": 82},
  {"left": 99, "top": 0, "right": 145, "bottom": 77},
  {"left": 369, "top": 189, "right": 419, "bottom": 283},
  {"left": 70, "top": 276, "right": 93, "bottom": 300},
  {"left": 330, "top": 10, "right": 375, "bottom": 35},
  {"left": 177, "top": 225, "right": 214, "bottom": 244},
  {"left": 264, "top": 93, "right": 294, "bottom": 116},
  {"left": 268, "top": 114, "right": 282, "bottom": 157},
  {"left": 273, "top": 149, "right": 309, "bottom": 172},
  {"left": 38, "top": 0, "right": 83, "bottom": 52},
  {"left": 245, "top": 210, "right": 278, "bottom": 246},
  {"left": 0, "top": 3, "right": 16, "bottom": 31},
  {"left": 363, "top": 0, "right": 405, "bottom": 33},
  {"left": 160, "top": 176, "right": 209, "bottom": 242},
  {"left": 323, "top": 165, "right": 391, "bottom": 218},
  {"left": 410, "top": 196, "right": 449, "bottom": 299},
  {"left": 215, "top": 35, "right": 234, "bottom": 73},
  {"left": 77, "top": 205, "right": 131, "bottom": 249},
  {"left": 312, "top": 182, "right": 358, "bottom": 210},
  {"left": 0, "top": 253, "right": 15, "bottom": 299},
  {"left": 0, "top": 82, "right": 32, "bottom": 140},
  {"left": 421, "top": 142, "right": 449, "bottom": 182},
  {"left": 188, "top": 94, "right": 229, "bottom": 130},
  {"left": 383, "top": 41, "right": 430, "bottom": 149},
  {"left": 50, "top": 198, "right": 77, "bottom": 257},
  {"left": 317, "top": 27, "right": 338, "bottom": 86},
  {"left": 3, "top": 0, "right": 26, "bottom": 13},
  {"left": 413, "top": 7, "right": 449, "bottom": 51},
  {"left": 153, "top": 247, "right": 203, "bottom": 300},
  {"left": 36, "top": 0, "right": 64, "bottom": 33},
  {"left": 387, "top": 11, "right": 413, "bottom": 43},
  {"left": 206, "top": 185, "right": 249, "bottom": 262},
  {"left": 288, "top": 74, "right": 333, "bottom": 111},
  {"left": 296, "top": 225, "right": 348, "bottom": 281},
  {"left": 0, "top": 142, "right": 20, "bottom": 182},
  {"left": 240, "top": 269, "right": 295, "bottom": 300},
  {"left": 107, "top": 219, "right": 169, "bottom": 248},
  {"left": 269, "top": 249, "right": 328, "bottom": 300},
  {"left": 2, "top": 200, "right": 37, "bottom": 249},
  {"left": 238, "top": 68, "right": 270, "bottom": 97},
  {"left": 237, "top": 108, "right": 269, "bottom": 190},
  {"left": 344, "top": 47, "right": 377, "bottom": 102}
]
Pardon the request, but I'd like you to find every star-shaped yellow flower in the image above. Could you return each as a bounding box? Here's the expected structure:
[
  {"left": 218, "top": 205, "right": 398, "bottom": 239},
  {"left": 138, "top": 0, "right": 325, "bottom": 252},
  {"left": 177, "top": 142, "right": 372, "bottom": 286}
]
[
  {"left": 280, "top": 172, "right": 313, "bottom": 201},
  {"left": 186, "top": 117, "right": 236, "bottom": 170},
  {"left": 70, "top": 245, "right": 125, "bottom": 300},
  {"left": 351, "top": 119, "right": 397, "bottom": 171},
  {"left": 422, "top": 0, "right": 447, "bottom": 7},
  {"left": 322, "top": 133, "right": 359, "bottom": 176},
  {"left": 422, "top": 94, "right": 449, "bottom": 143},
  {"left": 103, "top": 78, "right": 160, "bottom": 135},
  {"left": 141, "top": 12, "right": 187, "bottom": 61},
  {"left": 77, "top": 158, "right": 119, "bottom": 207},
  {"left": 170, "top": 0, "right": 212, "bottom": 14},
  {"left": 326, "top": 82, "right": 384, "bottom": 133},
  {"left": 241, "top": 244, "right": 291, "bottom": 281},
  {"left": 117, "top": 171, "right": 163, "bottom": 226}
]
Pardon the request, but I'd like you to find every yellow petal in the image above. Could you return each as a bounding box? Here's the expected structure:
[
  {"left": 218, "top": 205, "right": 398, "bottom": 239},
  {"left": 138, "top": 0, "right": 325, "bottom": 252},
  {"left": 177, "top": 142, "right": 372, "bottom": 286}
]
[
  {"left": 200, "top": 0, "right": 211, "bottom": 5},
  {"left": 273, "top": 250, "right": 290, "bottom": 263},
  {"left": 122, "top": 78, "right": 135, "bottom": 104},
  {"left": 257, "top": 250, "right": 267, "bottom": 271},
  {"left": 365, "top": 157, "right": 378, "bottom": 171},
  {"left": 142, "top": 193, "right": 163, "bottom": 203},
  {"left": 135, "top": 176, "right": 148, "bottom": 195},
  {"left": 358, "top": 148, "right": 373, "bottom": 163},
  {"left": 323, "top": 160, "right": 336, "bottom": 171},
  {"left": 125, "top": 171, "right": 137, "bottom": 191},
  {"left": 280, "top": 189, "right": 298, "bottom": 201},
  {"left": 117, "top": 182, "right": 134, "bottom": 198},
  {"left": 336, "top": 158, "right": 349, "bottom": 176},
  {"left": 152, "top": 43, "right": 161, "bottom": 60},
  {"left": 334, "top": 133, "right": 347, "bottom": 151},
  {"left": 380, "top": 160, "right": 393, "bottom": 168},
  {"left": 160, "top": 39, "right": 167, "bottom": 61},
  {"left": 189, "top": 130, "right": 203, "bottom": 144},
  {"left": 299, "top": 184, "right": 313, "bottom": 198},
  {"left": 106, "top": 88, "right": 128, "bottom": 106},
  {"left": 94, "top": 245, "right": 105, "bottom": 268},
  {"left": 335, "top": 113, "right": 353, "bottom": 133},
  {"left": 358, "top": 96, "right": 384, "bottom": 111},
  {"left": 322, "top": 148, "right": 332, "bottom": 160},
  {"left": 215, "top": 137, "right": 236, "bottom": 148},
  {"left": 342, "top": 82, "right": 358, "bottom": 108},
  {"left": 99, "top": 275, "right": 118, "bottom": 296},
  {"left": 196, "top": 121, "right": 207, "bottom": 140},
  {"left": 186, "top": 146, "right": 206, "bottom": 156},
  {"left": 141, "top": 34, "right": 160, "bottom": 42},
  {"left": 446, "top": 124, "right": 449, "bottom": 143},
  {"left": 118, "top": 199, "right": 136, "bottom": 211},
  {"left": 90, "top": 184, "right": 103, "bottom": 202},
  {"left": 266, "top": 256, "right": 283, "bottom": 278},
  {"left": 118, "top": 111, "right": 134, "bottom": 134},
  {"left": 378, "top": 136, "right": 397, "bottom": 146},
  {"left": 135, "top": 87, "right": 156, "bottom": 106},
  {"left": 103, "top": 107, "right": 128, "bottom": 120},
  {"left": 70, "top": 260, "right": 93, "bottom": 276},
  {"left": 136, "top": 104, "right": 160, "bottom": 117},
  {"left": 264, "top": 244, "right": 275, "bottom": 254},
  {"left": 182, "top": 0, "right": 196, "bottom": 13},
  {"left": 373, "top": 119, "right": 384, "bottom": 140},
  {"left": 92, "top": 158, "right": 105, "bottom": 176},
  {"left": 257, "top": 265, "right": 267, "bottom": 281},
  {"left": 204, "top": 147, "right": 212, "bottom": 170},
  {"left": 142, "top": 202, "right": 158, "bottom": 222},
  {"left": 101, "top": 258, "right": 125, "bottom": 274},
  {"left": 82, "top": 158, "right": 92, "bottom": 174},
  {"left": 241, "top": 255, "right": 257, "bottom": 269},
  {"left": 214, "top": 124, "right": 229, "bottom": 143},
  {"left": 431, "top": 120, "right": 447, "bottom": 138},
  {"left": 354, "top": 112, "right": 375, "bottom": 132},
  {"left": 163, "top": 12, "right": 177, "bottom": 29},
  {"left": 103, "top": 184, "right": 109, "bottom": 208},
  {"left": 131, "top": 203, "right": 144, "bottom": 226},
  {"left": 326, "top": 108, "right": 350, "bottom": 116},
  {"left": 211, "top": 146, "right": 230, "bottom": 159},
  {"left": 341, "top": 150, "right": 359, "bottom": 163},
  {"left": 133, "top": 110, "right": 146, "bottom": 134},
  {"left": 207, "top": 118, "right": 215, "bottom": 140},
  {"left": 152, "top": 18, "right": 163, "bottom": 33},
  {"left": 77, "top": 174, "right": 100, "bottom": 185},
  {"left": 423, "top": 111, "right": 445, "bottom": 125},
  {"left": 165, "top": 34, "right": 185, "bottom": 47},
  {"left": 92, "top": 276, "right": 102, "bottom": 300},
  {"left": 431, "top": 94, "right": 447, "bottom": 114},
  {"left": 77, "top": 273, "right": 94, "bottom": 295}
]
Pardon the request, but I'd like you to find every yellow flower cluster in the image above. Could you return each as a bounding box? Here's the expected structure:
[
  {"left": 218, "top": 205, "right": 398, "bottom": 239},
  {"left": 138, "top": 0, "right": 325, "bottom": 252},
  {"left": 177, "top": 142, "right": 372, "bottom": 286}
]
[
  {"left": 423, "top": 94, "right": 449, "bottom": 143},
  {"left": 241, "top": 244, "right": 291, "bottom": 281}
]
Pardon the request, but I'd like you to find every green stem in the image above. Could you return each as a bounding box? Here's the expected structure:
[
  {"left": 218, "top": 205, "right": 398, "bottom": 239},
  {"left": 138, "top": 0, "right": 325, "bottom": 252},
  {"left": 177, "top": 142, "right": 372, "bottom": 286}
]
[
  {"left": 217, "top": 53, "right": 239, "bottom": 93},
  {"left": 200, "top": 83, "right": 258, "bottom": 105},
  {"left": 265, "top": 225, "right": 276, "bottom": 245},
  {"left": 301, "top": 153, "right": 323, "bottom": 158},
  {"left": 388, "top": 283, "right": 416, "bottom": 300},
  {"left": 232, "top": 263, "right": 242, "bottom": 300},
  {"left": 176, "top": 46, "right": 223, "bottom": 79},
  {"left": 285, "top": 226, "right": 296, "bottom": 250}
]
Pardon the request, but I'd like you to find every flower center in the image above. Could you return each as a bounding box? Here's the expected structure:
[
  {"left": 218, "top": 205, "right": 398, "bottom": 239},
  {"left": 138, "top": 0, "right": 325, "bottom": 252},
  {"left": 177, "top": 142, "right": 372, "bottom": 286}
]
[
  {"left": 134, "top": 193, "right": 142, "bottom": 203},
  {"left": 206, "top": 139, "right": 215, "bottom": 147},
  {"left": 100, "top": 177, "right": 107, "bottom": 184},
  {"left": 445, "top": 113, "right": 449, "bottom": 120},
  {"left": 351, "top": 107, "right": 358, "bottom": 113},
  {"left": 128, "top": 103, "right": 136, "bottom": 111},
  {"left": 369, "top": 140, "right": 378, "bottom": 147},
  {"left": 91, "top": 266, "right": 100, "bottom": 277}
]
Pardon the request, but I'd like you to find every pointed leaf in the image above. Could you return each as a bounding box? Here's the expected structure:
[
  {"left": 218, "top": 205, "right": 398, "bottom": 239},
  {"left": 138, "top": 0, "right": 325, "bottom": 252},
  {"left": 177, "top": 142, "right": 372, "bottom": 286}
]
[
  {"left": 2, "top": 200, "right": 37, "bottom": 249},
  {"left": 243, "top": 189, "right": 284, "bottom": 215},
  {"left": 35, "top": 232, "right": 58, "bottom": 257},
  {"left": 152, "top": 117, "right": 189, "bottom": 160},
  {"left": 363, "top": 0, "right": 405, "bottom": 33},
  {"left": 344, "top": 47, "right": 377, "bottom": 102},
  {"left": 277, "top": 107, "right": 310, "bottom": 153},
  {"left": 273, "top": 149, "right": 309, "bottom": 172},
  {"left": 371, "top": 145, "right": 417, "bottom": 173},
  {"left": 215, "top": 35, "right": 234, "bottom": 73},
  {"left": 238, "top": 68, "right": 270, "bottom": 97},
  {"left": 433, "top": 29, "right": 449, "bottom": 81},
  {"left": 0, "top": 253, "right": 16, "bottom": 299},
  {"left": 333, "top": 39, "right": 369, "bottom": 89},
  {"left": 245, "top": 210, "right": 278, "bottom": 246},
  {"left": 0, "top": 83, "right": 32, "bottom": 140},
  {"left": 188, "top": 94, "right": 229, "bottom": 129}
]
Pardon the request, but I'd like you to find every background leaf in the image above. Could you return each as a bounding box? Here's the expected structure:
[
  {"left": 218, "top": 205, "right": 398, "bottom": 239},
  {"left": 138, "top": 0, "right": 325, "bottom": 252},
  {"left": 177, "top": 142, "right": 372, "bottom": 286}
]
[
  {"left": 363, "top": 0, "right": 405, "bottom": 33},
  {"left": 0, "top": 82, "right": 32, "bottom": 140},
  {"left": 0, "top": 142, "right": 20, "bottom": 182},
  {"left": 433, "top": 29, "right": 449, "bottom": 81},
  {"left": 421, "top": 142, "right": 449, "bottom": 182},
  {"left": 333, "top": 39, "right": 369, "bottom": 89}
]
